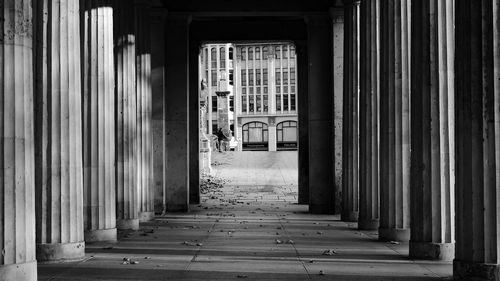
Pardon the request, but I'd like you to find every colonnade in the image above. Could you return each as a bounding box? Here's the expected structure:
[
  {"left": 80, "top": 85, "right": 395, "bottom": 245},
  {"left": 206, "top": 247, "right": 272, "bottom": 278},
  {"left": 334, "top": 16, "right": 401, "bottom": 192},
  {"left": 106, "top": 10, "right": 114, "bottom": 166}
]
[
  {"left": 342, "top": 0, "right": 500, "bottom": 279},
  {"left": 1, "top": 0, "right": 155, "bottom": 279}
]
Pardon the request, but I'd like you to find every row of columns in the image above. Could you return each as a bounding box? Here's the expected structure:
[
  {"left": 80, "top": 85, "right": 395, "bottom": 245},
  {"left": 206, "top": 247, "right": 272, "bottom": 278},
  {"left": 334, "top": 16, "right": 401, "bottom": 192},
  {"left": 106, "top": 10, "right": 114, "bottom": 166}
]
[
  {"left": 1, "top": 0, "right": 155, "bottom": 279},
  {"left": 342, "top": 0, "right": 500, "bottom": 279}
]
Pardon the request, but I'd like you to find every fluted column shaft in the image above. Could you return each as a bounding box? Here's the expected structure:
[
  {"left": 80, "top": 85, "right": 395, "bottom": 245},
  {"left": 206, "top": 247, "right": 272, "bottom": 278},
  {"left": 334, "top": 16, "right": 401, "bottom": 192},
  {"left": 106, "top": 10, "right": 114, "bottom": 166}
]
[
  {"left": 358, "top": 0, "right": 380, "bottom": 230},
  {"left": 379, "top": 0, "right": 411, "bottom": 242},
  {"left": 409, "top": 0, "right": 454, "bottom": 261},
  {"left": 82, "top": 0, "right": 117, "bottom": 242},
  {"left": 35, "top": 0, "right": 85, "bottom": 261},
  {"left": 342, "top": 0, "right": 360, "bottom": 222},
  {"left": 135, "top": 4, "right": 154, "bottom": 222},
  {"left": 165, "top": 15, "right": 190, "bottom": 211},
  {"left": 0, "top": 1, "right": 37, "bottom": 280},
  {"left": 454, "top": 0, "right": 500, "bottom": 279},
  {"left": 307, "top": 15, "right": 335, "bottom": 214},
  {"left": 114, "top": 0, "right": 139, "bottom": 230}
]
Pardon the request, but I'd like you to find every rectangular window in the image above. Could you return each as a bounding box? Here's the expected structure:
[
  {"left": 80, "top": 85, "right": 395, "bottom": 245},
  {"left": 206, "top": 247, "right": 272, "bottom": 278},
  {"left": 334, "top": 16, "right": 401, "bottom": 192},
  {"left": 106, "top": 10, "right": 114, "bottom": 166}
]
[
  {"left": 242, "top": 95, "right": 247, "bottom": 113},
  {"left": 284, "top": 95, "right": 289, "bottom": 111},
  {"left": 256, "top": 69, "right": 261, "bottom": 85},
  {"left": 256, "top": 95, "right": 261, "bottom": 112},
  {"left": 276, "top": 95, "right": 281, "bottom": 111},
  {"left": 275, "top": 69, "right": 281, "bottom": 85},
  {"left": 256, "top": 87, "right": 261, "bottom": 94},
  {"left": 290, "top": 68, "right": 296, "bottom": 84},
  {"left": 229, "top": 96, "right": 234, "bottom": 112},
  {"left": 276, "top": 86, "right": 281, "bottom": 93},
  {"left": 229, "top": 70, "right": 234, "bottom": 85},
  {"left": 249, "top": 87, "right": 254, "bottom": 95},
  {"left": 241, "top": 70, "right": 247, "bottom": 86},
  {"left": 264, "top": 87, "right": 268, "bottom": 94},
  {"left": 212, "top": 98, "right": 217, "bottom": 112},
  {"left": 263, "top": 95, "right": 268, "bottom": 112},
  {"left": 212, "top": 121, "right": 218, "bottom": 133},
  {"left": 291, "top": 94, "right": 296, "bottom": 111},
  {"left": 284, "top": 86, "right": 288, "bottom": 93},
  {"left": 249, "top": 69, "right": 254, "bottom": 86},
  {"left": 263, "top": 69, "right": 268, "bottom": 85},
  {"left": 283, "top": 71, "right": 288, "bottom": 85},
  {"left": 291, "top": 85, "right": 296, "bottom": 93},
  {"left": 211, "top": 70, "right": 217, "bottom": 86},
  {"left": 242, "top": 88, "right": 247, "bottom": 95},
  {"left": 249, "top": 95, "right": 254, "bottom": 112}
]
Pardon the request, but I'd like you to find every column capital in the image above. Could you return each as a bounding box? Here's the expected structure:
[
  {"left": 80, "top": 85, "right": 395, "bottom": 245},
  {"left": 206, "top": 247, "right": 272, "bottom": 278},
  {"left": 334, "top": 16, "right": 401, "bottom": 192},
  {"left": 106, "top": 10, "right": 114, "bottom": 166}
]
[{"left": 329, "top": 7, "right": 344, "bottom": 22}]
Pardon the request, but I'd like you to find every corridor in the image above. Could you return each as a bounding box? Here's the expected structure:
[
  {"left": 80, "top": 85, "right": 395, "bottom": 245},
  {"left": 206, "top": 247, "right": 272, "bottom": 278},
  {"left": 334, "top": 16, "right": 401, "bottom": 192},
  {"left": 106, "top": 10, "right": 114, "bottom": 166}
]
[{"left": 38, "top": 152, "right": 452, "bottom": 280}]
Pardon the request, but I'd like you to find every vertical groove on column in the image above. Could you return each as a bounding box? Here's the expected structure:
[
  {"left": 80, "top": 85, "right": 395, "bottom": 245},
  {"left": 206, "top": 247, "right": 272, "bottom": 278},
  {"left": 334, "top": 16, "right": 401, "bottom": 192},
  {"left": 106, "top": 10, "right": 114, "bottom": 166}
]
[
  {"left": 409, "top": 0, "right": 454, "bottom": 261},
  {"left": 35, "top": 0, "right": 85, "bottom": 262},
  {"left": 379, "top": 0, "right": 411, "bottom": 242},
  {"left": 0, "top": 0, "right": 37, "bottom": 279},
  {"left": 342, "top": 1, "right": 360, "bottom": 223},
  {"left": 454, "top": 0, "right": 500, "bottom": 279},
  {"left": 82, "top": 0, "right": 117, "bottom": 242},
  {"left": 358, "top": 0, "right": 380, "bottom": 230},
  {"left": 114, "top": 0, "right": 139, "bottom": 230},
  {"left": 135, "top": 4, "right": 154, "bottom": 222}
]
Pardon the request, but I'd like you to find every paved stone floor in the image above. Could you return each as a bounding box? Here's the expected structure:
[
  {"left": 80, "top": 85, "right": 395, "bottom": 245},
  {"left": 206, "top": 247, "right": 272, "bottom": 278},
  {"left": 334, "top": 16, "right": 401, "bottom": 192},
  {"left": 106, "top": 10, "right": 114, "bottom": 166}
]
[{"left": 38, "top": 151, "right": 452, "bottom": 280}]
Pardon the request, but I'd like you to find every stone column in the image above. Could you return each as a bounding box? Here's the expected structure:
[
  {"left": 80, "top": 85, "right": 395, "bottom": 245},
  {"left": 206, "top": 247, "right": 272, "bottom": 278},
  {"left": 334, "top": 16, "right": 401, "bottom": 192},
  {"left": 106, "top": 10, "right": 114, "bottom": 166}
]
[
  {"left": 454, "top": 0, "right": 500, "bottom": 279},
  {"left": 379, "top": 0, "right": 411, "bottom": 241},
  {"left": 268, "top": 118, "right": 277, "bottom": 152},
  {"left": 114, "top": 0, "right": 139, "bottom": 230},
  {"left": 409, "top": 0, "right": 454, "bottom": 260},
  {"left": 296, "top": 41, "right": 309, "bottom": 205},
  {"left": 35, "top": 0, "right": 85, "bottom": 261},
  {"left": 0, "top": 1, "right": 37, "bottom": 280},
  {"left": 341, "top": 0, "right": 360, "bottom": 222},
  {"left": 358, "top": 0, "right": 379, "bottom": 230},
  {"left": 135, "top": 3, "right": 154, "bottom": 222},
  {"left": 81, "top": 0, "right": 117, "bottom": 242},
  {"left": 332, "top": 9, "right": 344, "bottom": 215},
  {"left": 151, "top": 9, "right": 167, "bottom": 214},
  {"left": 307, "top": 15, "right": 335, "bottom": 214},
  {"left": 165, "top": 15, "right": 190, "bottom": 211}
]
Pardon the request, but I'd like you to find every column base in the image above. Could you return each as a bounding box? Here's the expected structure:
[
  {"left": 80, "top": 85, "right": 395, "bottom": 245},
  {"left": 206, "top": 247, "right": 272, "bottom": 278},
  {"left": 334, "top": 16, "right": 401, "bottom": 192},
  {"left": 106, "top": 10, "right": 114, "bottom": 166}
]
[
  {"left": 409, "top": 241, "right": 454, "bottom": 261},
  {"left": 378, "top": 227, "right": 410, "bottom": 242},
  {"left": 116, "top": 218, "right": 139, "bottom": 230},
  {"left": 84, "top": 228, "right": 117, "bottom": 242},
  {"left": 358, "top": 218, "right": 379, "bottom": 230},
  {"left": 0, "top": 260, "right": 37, "bottom": 281},
  {"left": 341, "top": 211, "right": 359, "bottom": 222},
  {"left": 36, "top": 241, "right": 85, "bottom": 262},
  {"left": 309, "top": 204, "right": 334, "bottom": 214},
  {"left": 139, "top": 211, "right": 155, "bottom": 222},
  {"left": 454, "top": 260, "right": 500, "bottom": 281}
]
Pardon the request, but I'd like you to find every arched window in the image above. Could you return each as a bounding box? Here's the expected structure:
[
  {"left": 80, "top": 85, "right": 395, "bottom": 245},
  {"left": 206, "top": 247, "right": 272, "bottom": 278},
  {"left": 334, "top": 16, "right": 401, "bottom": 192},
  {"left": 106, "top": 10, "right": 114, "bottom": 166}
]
[
  {"left": 276, "top": 121, "right": 298, "bottom": 150},
  {"left": 220, "top": 47, "right": 226, "bottom": 68},
  {"left": 290, "top": 45, "right": 296, "bottom": 57},
  {"left": 255, "top": 47, "right": 260, "bottom": 60},
  {"left": 248, "top": 47, "right": 254, "bottom": 60},
  {"left": 242, "top": 122, "right": 269, "bottom": 150},
  {"left": 241, "top": 48, "right": 246, "bottom": 61},
  {"left": 204, "top": 48, "right": 208, "bottom": 68},
  {"left": 211, "top": 47, "right": 217, "bottom": 68},
  {"left": 262, "top": 47, "right": 268, "bottom": 60},
  {"left": 275, "top": 46, "right": 281, "bottom": 59},
  {"left": 229, "top": 47, "right": 234, "bottom": 60},
  {"left": 283, "top": 46, "right": 288, "bottom": 59}
]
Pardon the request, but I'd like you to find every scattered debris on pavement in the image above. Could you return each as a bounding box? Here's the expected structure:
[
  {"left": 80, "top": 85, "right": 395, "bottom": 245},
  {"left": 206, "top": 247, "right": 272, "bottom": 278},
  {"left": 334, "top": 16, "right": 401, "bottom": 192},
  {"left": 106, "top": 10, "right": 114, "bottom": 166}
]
[{"left": 322, "top": 249, "right": 337, "bottom": 255}]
